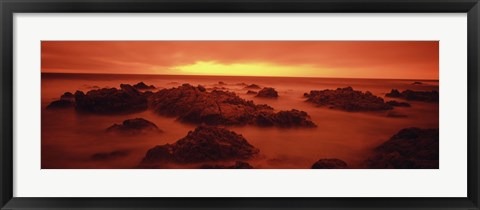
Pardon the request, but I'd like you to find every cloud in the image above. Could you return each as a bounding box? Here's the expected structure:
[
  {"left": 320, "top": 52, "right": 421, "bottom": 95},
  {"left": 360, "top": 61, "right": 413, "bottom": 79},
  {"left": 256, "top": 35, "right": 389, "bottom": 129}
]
[{"left": 41, "top": 41, "right": 438, "bottom": 79}]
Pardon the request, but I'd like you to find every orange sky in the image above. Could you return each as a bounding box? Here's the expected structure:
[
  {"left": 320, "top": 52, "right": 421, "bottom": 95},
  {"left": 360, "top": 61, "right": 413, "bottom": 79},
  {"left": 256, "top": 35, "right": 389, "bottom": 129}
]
[{"left": 41, "top": 41, "right": 439, "bottom": 79}]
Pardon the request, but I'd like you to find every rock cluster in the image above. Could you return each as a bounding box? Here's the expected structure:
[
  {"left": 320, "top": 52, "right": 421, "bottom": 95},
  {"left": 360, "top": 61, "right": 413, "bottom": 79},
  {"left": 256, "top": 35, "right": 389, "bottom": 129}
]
[
  {"left": 133, "top": 82, "right": 155, "bottom": 90},
  {"left": 304, "top": 87, "right": 393, "bottom": 112},
  {"left": 256, "top": 87, "right": 279, "bottom": 98},
  {"left": 311, "top": 158, "right": 348, "bottom": 169},
  {"left": 364, "top": 127, "right": 439, "bottom": 169},
  {"left": 106, "top": 118, "right": 162, "bottom": 135},
  {"left": 75, "top": 84, "right": 148, "bottom": 114},
  {"left": 148, "top": 84, "right": 315, "bottom": 127},
  {"left": 385, "top": 89, "right": 439, "bottom": 102},
  {"left": 46, "top": 92, "right": 76, "bottom": 109},
  {"left": 140, "top": 126, "right": 259, "bottom": 166}
]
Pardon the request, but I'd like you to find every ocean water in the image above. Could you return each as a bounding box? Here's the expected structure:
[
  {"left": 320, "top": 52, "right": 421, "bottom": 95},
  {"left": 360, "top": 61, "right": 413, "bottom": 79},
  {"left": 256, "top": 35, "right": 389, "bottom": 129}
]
[{"left": 41, "top": 73, "right": 439, "bottom": 169}]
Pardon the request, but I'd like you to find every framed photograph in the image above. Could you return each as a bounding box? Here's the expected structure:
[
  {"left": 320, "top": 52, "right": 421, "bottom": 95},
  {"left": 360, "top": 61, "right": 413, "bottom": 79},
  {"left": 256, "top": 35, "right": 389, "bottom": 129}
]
[{"left": 1, "top": 0, "right": 479, "bottom": 209}]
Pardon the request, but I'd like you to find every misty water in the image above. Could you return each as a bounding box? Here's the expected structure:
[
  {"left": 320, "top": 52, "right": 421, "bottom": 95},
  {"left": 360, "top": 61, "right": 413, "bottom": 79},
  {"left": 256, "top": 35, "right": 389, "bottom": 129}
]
[{"left": 41, "top": 73, "right": 439, "bottom": 169}]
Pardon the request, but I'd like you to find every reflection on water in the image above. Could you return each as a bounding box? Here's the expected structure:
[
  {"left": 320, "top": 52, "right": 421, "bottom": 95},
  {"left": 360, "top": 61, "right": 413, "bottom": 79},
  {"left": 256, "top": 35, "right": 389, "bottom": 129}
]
[{"left": 41, "top": 73, "right": 439, "bottom": 169}]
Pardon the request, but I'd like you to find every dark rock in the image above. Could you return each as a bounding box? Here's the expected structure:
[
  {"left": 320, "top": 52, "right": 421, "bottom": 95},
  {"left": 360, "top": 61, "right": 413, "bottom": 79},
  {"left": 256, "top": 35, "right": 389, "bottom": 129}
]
[
  {"left": 46, "top": 99, "right": 75, "bottom": 109},
  {"left": 254, "top": 109, "right": 316, "bottom": 128},
  {"left": 197, "top": 85, "right": 206, "bottom": 92},
  {"left": 236, "top": 82, "right": 248, "bottom": 86},
  {"left": 386, "top": 100, "right": 411, "bottom": 107},
  {"left": 412, "top": 81, "right": 423, "bottom": 85},
  {"left": 218, "top": 81, "right": 226, "bottom": 85},
  {"left": 200, "top": 161, "right": 253, "bottom": 169},
  {"left": 311, "top": 158, "right": 348, "bottom": 169},
  {"left": 305, "top": 87, "right": 393, "bottom": 112},
  {"left": 91, "top": 150, "right": 129, "bottom": 161},
  {"left": 106, "top": 118, "right": 162, "bottom": 135},
  {"left": 385, "top": 89, "right": 439, "bottom": 102},
  {"left": 75, "top": 84, "right": 148, "bottom": 114},
  {"left": 256, "top": 87, "right": 279, "bottom": 98},
  {"left": 364, "top": 127, "right": 439, "bottom": 169},
  {"left": 244, "top": 84, "right": 261, "bottom": 89},
  {"left": 133, "top": 82, "right": 155, "bottom": 90},
  {"left": 60, "top": 92, "right": 75, "bottom": 101},
  {"left": 148, "top": 84, "right": 316, "bottom": 127},
  {"left": 246, "top": 90, "right": 257, "bottom": 95},
  {"left": 141, "top": 126, "right": 260, "bottom": 165}
]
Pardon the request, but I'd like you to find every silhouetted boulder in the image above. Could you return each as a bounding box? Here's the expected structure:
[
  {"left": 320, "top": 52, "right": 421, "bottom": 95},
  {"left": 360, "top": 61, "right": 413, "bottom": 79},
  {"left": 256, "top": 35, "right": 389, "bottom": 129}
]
[
  {"left": 364, "top": 127, "right": 439, "bottom": 169},
  {"left": 254, "top": 109, "right": 316, "bottom": 128},
  {"left": 311, "top": 158, "right": 348, "bottom": 169},
  {"left": 46, "top": 99, "right": 75, "bottom": 109},
  {"left": 106, "top": 118, "right": 162, "bottom": 135},
  {"left": 305, "top": 87, "right": 393, "bottom": 112},
  {"left": 386, "top": 100, "right": 411, "bottom": 107},
  {"left": 244, "top": 84, "right": 261, "bottom": 89},
  {"left": 386, "top": 89, "right": 438, "bottom": 102},
  {"left": 133, "top": 82, "right": 155, "bottom": 90},
  {"left": 246, "top": 90, "right": 257, "bottom": 95},
  {"left": 60, "top": 92, "right": 75, "bottom": 101},
  {"left": 140, "top": 126, "right": 259, "bottom": 166},
  {"left": 75, "top": 84, "right": 148, "bottom": 114},
  {"left": 148, "top": 84, "right": 315, "bottom": 127},
  {"left": 256, "top": 87, "right": 278, "bottom": 98},
  {"left": 200, "top": 161, "right": 253, "bottom": 169},
  {"left": 218, "top": 81, "right": 226, "bottom": 85},
  {"left": 91, "top": 150, "right": 129, "bottom": 161}
]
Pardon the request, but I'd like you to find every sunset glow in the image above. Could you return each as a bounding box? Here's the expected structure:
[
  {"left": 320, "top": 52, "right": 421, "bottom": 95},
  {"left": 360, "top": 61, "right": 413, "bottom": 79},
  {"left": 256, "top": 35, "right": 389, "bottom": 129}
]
[
  {"left": 172, "top": 61, "right": 323, "bottom": 77},
  {"left": 41, "top": 41, "right": 439, "bottom": 79}
]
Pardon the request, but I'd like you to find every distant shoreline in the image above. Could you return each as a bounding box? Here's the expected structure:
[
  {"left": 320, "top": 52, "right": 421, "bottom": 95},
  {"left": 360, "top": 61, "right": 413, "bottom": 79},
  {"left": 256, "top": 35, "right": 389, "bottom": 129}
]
[{"left": 41, "top": 72, "right": 440, "bottom": 82}]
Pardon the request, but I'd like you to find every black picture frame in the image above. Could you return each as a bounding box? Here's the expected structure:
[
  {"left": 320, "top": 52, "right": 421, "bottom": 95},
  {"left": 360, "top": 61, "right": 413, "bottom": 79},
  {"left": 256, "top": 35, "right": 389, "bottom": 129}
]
[{"left": 1, "top": 0, "right": 479, "bottom": 209}]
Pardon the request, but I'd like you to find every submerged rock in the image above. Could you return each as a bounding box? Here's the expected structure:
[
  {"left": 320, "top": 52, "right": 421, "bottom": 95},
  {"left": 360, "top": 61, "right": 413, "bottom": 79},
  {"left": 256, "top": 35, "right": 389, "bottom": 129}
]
[
  {"left": 246, "top": 90, "right": 257, "bottom": 95},
  {"left": 385, "top": 89, "right": 439, "bottom": 102},
  {"left": 106, "top": 118, "right": 162, "bottom": 135},
  {"left": 311, "top": 158, "right": 348, "bottom": 169},
  {"left": 140, "top": 126, "right": 260, "bottom": 166},
  {"left": 386, "top": 100, "right": 411, "bottom": 107},
  {"left": 148, "top": 84, "right": 315, "bottom": 127},
  {"left": 75, "top": 84, "right": 148, "bottom": 114},
  {"left": 364, "top": 127, "right": 439, "bottom": 169},
  {"left": 200, "top": 161, "right": 253, "bottom": 169},
  {"left": 244, "top": 84, "right": 261, "bottom": 89},
  {"left": 305, "top": 87, "right": 393, "bottom": 112},
  {"left": 412, "top": 81, "right": 423, "bottom": 85},
  {"left": 133, "top": 82, "right": 155, "bottom": 90},
  {"left": 256, "top": 87, "right": 279, "bottom": 98}
]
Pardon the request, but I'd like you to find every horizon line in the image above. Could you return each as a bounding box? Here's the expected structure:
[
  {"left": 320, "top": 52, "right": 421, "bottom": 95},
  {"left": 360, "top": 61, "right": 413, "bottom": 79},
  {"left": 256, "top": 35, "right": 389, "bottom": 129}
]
[{"left": 41, "top": 71, "right": 440, "bottom": 81}]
